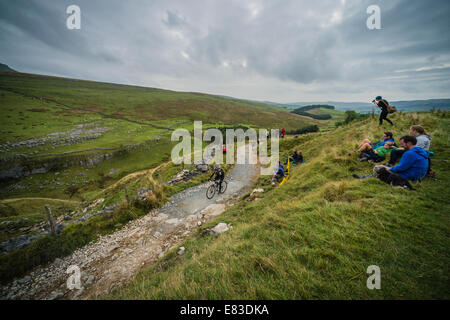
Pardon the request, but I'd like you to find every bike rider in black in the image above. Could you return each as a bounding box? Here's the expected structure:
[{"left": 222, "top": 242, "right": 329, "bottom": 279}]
[
  {"left": 209, "top": 164, "right": 225, "bottom": 191},
  {"left": 373, "top": 96, "right": 393, "bottom": 126}
]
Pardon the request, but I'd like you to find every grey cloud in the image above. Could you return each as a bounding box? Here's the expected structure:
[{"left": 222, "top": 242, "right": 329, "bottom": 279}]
[
  {"left": 163, "top": 10, "right": 187, "bottom": 28},
  {"left": 0, "top": 0, "right": 449, "bottom": 101}
]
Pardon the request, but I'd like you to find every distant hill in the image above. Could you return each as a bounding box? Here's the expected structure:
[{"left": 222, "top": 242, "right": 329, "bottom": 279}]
[
  {"left": 265, "top": 100, "right": 450, "bottom": 113},
  {"left": 289, "top": 105, "right": 346, "bottom": 131},
  {"left": 0, "top": 71, "right": 321, "bottom": 141},
  {"left": 291, "top": 105, "right": 334, "bottom": 120},
  {"left": 293, "top": 105, "right": 335, "bottom": 112},
  {"left": 0, "top": 63, "right": 17, "bottom": 72}
]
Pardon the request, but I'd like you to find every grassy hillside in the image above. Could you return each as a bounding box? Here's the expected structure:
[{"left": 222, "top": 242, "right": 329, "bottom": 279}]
[
  {"left": 307, "top": 107, "right": 345, "bottom": 118},
  {"left": 0, "top": 71, "right": 318, "bottom": 138},
  {"left": 105, "top": 111, "right": 449, "bottom": 299},
  {"left": 311, "top": 107, "right": 346, "bottom": 130},
  {"left": 291, "top": 106, "right": 346, "bottom": 130},
  {"left": 2, "top": 70, "right": 307, "bottom": 282}
]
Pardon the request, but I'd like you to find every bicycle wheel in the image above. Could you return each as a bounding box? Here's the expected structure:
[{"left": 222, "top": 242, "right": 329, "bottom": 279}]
[
  {"left": 206, "top": 184, "right": 216, "bottom": 199},
  {"left": 219, "top": 181, "right": 227, "bottom": 194}
]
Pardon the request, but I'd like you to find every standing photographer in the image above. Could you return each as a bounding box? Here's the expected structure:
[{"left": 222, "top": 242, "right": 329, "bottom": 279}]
[{"left": 373, "top": 96, "right": 393, "bottom": 127}]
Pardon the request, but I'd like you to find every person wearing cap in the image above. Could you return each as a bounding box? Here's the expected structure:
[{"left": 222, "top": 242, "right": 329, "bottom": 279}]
[{"left": 373, "top": 96, "right": 393, "bottom": 126}]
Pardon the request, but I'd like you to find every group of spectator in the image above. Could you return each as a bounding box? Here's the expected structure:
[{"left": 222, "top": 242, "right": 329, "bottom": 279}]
[
  {"left": 358, "top": 131, "right": 396, "bottom": 163},
  {"left": 268, "top": 118, "right": 434, "bottom": 191},
  {"left": 272, "top": 149, "right": 303, "bottom": 185},
  {"left": 353, "top": 125, "right": 433, "bottom": 188}
]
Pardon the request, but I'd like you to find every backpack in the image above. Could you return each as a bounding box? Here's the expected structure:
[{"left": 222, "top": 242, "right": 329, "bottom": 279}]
[
  {"left": 380, "top": 99, "right": 397, "bottom": 114},
  {"left": 387, "top": 105, "right": 397, "bottom": 114}
]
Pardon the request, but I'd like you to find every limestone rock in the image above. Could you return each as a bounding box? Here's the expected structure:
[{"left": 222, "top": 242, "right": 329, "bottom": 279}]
[
  {"left": 210, "top": 223, "right": 232, "bottom": 235},
  {"left": 200, "top": 204, "right": 226, "bottom": 218}
]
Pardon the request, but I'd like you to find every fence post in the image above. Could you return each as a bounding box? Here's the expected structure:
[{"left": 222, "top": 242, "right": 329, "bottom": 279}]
[
  {"left": 124, "top": 185, "right": 130, "bottom": 203},
  {"left": 44, "top": 205, "right": 57, "bottom": 236}
]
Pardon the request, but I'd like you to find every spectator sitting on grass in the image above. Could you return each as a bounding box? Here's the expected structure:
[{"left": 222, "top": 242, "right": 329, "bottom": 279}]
[
  {"left": 353, "top": 136, "right": 429, "bottom": 187},
  {"left": 387, "top": 125, "right": 431, "bottom": 167},
  {"left": 285, "top": 149, "right": 303, "bottom": 165},
  {"left": 272, "top": 161, "right": 285, "bottom": 185},
  {"left": 358, "top": 132, "right": 395, "bottom": 154},
  {"left": 360, "top": 141, "right": 397, "bottom": 162}
]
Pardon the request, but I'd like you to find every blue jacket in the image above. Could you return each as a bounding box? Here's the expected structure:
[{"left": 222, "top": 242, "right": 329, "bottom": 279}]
[
  {"left": 374, "top": 138, "right": 395, "bottom": 149},
  {"left": 276, "top": 164, "right": 285, "bottom": 176},
  {"left": 390, "top": 146, "right": 428, "bottom": 180}
]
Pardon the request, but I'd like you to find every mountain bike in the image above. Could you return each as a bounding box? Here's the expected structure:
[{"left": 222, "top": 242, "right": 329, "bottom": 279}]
[{"left": 206, "top": 179, "right": 227, "bottom": 199}]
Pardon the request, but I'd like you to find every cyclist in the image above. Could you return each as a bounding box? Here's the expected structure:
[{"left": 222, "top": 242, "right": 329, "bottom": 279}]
[{"left": 209, "top": 164, "right": 225, "bottom": 191}]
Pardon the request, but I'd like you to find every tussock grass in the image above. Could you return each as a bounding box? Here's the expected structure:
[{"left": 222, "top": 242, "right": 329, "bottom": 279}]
[{"left": 105, "top": 112, "right": 449, "bottom": 299}]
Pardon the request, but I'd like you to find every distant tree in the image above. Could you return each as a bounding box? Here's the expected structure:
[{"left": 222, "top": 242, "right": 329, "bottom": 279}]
[
  {"left": 291, "top": 109, "right": 332, "bottom": 120},
  {"left": 344, "top": 110, "right": 359, "bottom": 124},
  {"left": 291, "top": 105, "right": 335, "bottom": 120},
  {"left": 294, "top": 105, "right": 335, "bottom": 112},
  {"left": 287, "top": 125, "right": 319, "bottom": 135},
  {"left": 336, "top": 110, "right": 369, "bottom": 127},
  {"left": 64, "top": 186, "right": 80, "bottom": 199}
]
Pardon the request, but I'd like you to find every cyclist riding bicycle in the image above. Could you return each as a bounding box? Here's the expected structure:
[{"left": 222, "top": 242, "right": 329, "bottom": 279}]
[{"left": 209, "top": 164, "right": 225, "bottom": 191}]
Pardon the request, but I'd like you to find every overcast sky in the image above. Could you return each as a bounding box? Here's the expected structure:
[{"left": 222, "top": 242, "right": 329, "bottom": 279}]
[{"left": 1, "top": 0, "right": 449, "bottom": 102}]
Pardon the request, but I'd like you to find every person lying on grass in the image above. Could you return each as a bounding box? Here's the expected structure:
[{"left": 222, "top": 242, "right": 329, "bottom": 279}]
[
  {"left": 360, "top": 141, "right": 397, "bottom": 162},
  {"left": 353, "top": 135, "right": 429, "bottom": 189},
  {"left": 358, "top": 131, "right": 395, "bottom": 154}
]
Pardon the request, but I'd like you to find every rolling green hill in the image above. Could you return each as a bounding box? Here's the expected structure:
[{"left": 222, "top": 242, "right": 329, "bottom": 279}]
[
  {"left": 307, "top": 107, "right": 346, "bottom": 123},
  {"left": 106, "top": 111, "right": 450, "bottom": 299},
  {"left": 291, "top": 105, "right": 346, "bottom": 130},
  {"left": 0, "top": 71, "right": 318, "bottom": 143}
]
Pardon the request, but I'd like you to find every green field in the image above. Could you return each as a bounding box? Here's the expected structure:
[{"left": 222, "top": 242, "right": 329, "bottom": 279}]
[
  {"left": 0, "top": 71, "right": 319, "bottom": 143},
  {"left": 307, "top": 107, "right": 346, "bottom": 118},
  {"left": 306, "top": 107, "right": 346, "bottom": 129},
  {"left": 105, "top": 111, "right": 450, "bottom": 299}
]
